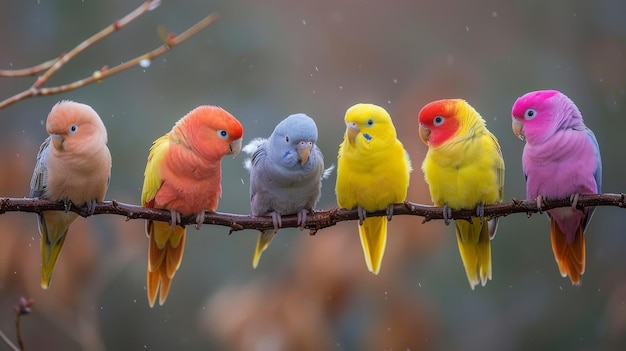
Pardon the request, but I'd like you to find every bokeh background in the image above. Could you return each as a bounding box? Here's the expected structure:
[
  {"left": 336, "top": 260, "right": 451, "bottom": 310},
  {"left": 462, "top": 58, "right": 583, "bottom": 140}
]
[{"left": 1, "top": 0, "right": 625, "bottom": 350}]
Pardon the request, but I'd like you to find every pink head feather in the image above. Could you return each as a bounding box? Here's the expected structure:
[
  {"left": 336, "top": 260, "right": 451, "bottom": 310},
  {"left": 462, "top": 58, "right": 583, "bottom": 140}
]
[{"left": 511, "top": 90, "right": 583, "bottom": 144}]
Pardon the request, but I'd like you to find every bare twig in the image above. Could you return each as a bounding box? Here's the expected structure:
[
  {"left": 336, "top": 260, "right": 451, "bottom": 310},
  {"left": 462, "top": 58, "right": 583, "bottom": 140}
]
[
  {"left": 1, "top": 194, "right": 624, "bottom": 234},
  {"left": 31, "top": 0, "right": 163, "bottom": 88},
  {"left": 0, "top": 297, "right": 33, "bottom": 351},
  {"left": 0, "top": 58, "right": 58, "bottom": 78},
  {"left": 0, "top": 328, "right": 20, "bottom": 351},
  {"left": 13, "top": 297, "right": 33, "bottom": 351},
  {"left": 0, "top": 1, "right": 218, "bottom": 109},
  {"left": 0, "top": 0, "right": 161, "bottom": 79}
]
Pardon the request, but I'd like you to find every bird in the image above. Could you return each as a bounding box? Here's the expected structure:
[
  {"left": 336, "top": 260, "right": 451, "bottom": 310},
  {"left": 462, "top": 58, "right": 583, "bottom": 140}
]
[
  {"left": 418, "top": 99, "right": 504, "bottom": 289},
  {"left": 141, "top": 105, "right": 243, "bottom": 306},
  {"left": 512, "top": 89, "right": 602, "bottom": 285},
  {"left": 30, "top": 100, "right": 112, "bottom": 289},
  {"left": 243, "top": 113, "right": 333, "bottom": 268},
  {"left": 335, "top": 103, "right": 412, "bottom": 274}
]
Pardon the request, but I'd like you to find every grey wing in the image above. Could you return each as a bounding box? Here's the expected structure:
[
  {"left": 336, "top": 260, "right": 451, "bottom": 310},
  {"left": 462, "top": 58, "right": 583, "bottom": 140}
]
[
  {"left": 249, "top": 142, "right": 268, "bottom": 201},
  {"left": 30, "top": 137, "right": 51, "bottom": 198},
  {"left": 586, "top": 128, "right": 602, "bottom": 194},
  {"left": 314, "top": 145, "right": 335, "bottom": 180},
  {"left": 307, "top": 145, "right": 326, "bottom": 207},
  {"left": 312, "top": 145, "right": 326, "bottom": 179},
  {"left": 584, "top": 127, "right": 602, "bottom": 230}
]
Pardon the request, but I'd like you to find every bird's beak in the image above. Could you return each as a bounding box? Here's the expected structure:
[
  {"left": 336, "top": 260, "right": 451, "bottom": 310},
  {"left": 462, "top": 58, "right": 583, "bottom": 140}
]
[
  {"left": 50, "top": 134, "right": 64, "bottom": 150},
  {"left": 418, "top": 125, "right": 430, "bottom": 145},
  {"left": 297, "top": 141, "right": 313, "bottom": 165},
  {"left": 512, "top": 119, "right": 525, "bottom": 141},
  {"left": 229, "top": 138, "right": 243, "bottom": 157},
  {"left": 346, "top": 122, "right": 360, "bottom": 145}
]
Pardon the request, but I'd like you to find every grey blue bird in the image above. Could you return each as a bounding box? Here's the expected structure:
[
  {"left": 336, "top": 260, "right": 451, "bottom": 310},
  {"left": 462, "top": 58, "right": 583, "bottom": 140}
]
[{"left": 243, "top": 113, "right": 333, "bottom": 268}]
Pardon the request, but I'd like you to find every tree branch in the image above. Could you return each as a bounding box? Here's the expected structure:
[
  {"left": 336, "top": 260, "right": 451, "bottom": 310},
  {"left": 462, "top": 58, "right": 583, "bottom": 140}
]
[
  {"left": 1, "top": 193, "right": 624, "bottom": 234},
  {"left": 0, "top": 1, "right": 219, "bottom": 109},
  {"left": 0, "top": 58, "right": 58, "bottom": 78},
  {"left": 0, "top": 329, "right": 19, "bottom": 351}
]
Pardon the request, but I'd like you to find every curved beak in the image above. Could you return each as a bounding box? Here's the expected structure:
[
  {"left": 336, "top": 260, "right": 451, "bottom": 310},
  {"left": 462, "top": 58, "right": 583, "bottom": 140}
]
[
  {"left": 50, "top": 134, "right": 64, "bottom": 150},
  {"left": 512, "top": 119, "right": 525, "bottom": 141},
  {"left": 297, "top": 141, "right": 313, "bottom": 165},
  {"left": 346, "top": 122, "right": 360, "bottom": 145},
  {"left": 229, "top": 138, "right": 243, "bottom": 157},
  {"left": 418, "top": 124, "right": 430, "bottom": 145}
]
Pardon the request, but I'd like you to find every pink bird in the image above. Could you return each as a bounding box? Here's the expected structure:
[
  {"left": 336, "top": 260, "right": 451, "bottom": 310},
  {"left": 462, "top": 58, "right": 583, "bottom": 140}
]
[
  {"left": 30, "top": 100, "right": 112, "bottom": 289},
  {"left": 512, "top": 90, "right": 602, "bottom": 285}
]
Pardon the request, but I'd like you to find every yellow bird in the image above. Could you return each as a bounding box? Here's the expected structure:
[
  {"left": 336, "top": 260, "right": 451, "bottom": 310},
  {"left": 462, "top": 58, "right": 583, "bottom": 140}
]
[
  {"left": 336, "top": 103, "right": 412, "bottom": 274},
  {"left": 418, "top": 99, "right": 504, "bottom": 289}
]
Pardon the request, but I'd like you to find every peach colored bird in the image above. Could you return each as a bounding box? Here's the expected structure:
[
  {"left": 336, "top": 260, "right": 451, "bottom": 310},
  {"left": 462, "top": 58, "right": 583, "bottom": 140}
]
[
  {"left": 141, "top": 105, "right": 243, "bottom": 307},
  {"left": 30, "top": 100, "right": 112, "bottom": 289}
]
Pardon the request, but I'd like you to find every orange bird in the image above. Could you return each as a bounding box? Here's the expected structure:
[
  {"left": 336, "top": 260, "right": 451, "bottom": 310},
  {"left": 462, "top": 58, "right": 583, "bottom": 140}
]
[{"left": 141, "top": 105, "right": 243, "bottom": 307}]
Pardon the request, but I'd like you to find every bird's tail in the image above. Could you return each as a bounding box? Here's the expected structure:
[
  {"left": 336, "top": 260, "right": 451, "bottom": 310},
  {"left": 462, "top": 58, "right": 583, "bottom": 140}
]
[
  {"left": 40, "top": 220, "right": 69, "bottom": 289},
  {"left": 39, "top": 212, "right": 76, "bottom": 289},
  {"left": 550, "top": 218, "right": 585, "bottom": 286},
  {"left": 146, "top": 221, "right": 186, "bottom": 307},
  {"left": 252, "top": 230, "right": 276, "bottom": 269},
  {"left": 455, "top": 217, "right": 492, "bottom": 289},
  {"left": 358, "top": 216, "right": 387, "bottom": 275}
]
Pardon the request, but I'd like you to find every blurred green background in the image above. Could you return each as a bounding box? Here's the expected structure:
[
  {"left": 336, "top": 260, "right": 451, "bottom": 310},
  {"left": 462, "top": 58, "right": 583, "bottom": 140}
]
[{"left": 1, "top": 0, "right": 625, "bottom": 350}]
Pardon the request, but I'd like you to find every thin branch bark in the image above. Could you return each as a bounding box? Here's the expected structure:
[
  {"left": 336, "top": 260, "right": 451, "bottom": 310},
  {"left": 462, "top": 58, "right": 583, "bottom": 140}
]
[
  {"left": 1, "top": 194, "right": 624, "bottom": 234},
  {"left": 0, "top": 1, "right": 218, "bottom": 109},
  {"left": 0, "top": 328, "right": 20, "bottom": 351},
  {"left": 0, "top": 58, "right": 58, "bottom": 78}
]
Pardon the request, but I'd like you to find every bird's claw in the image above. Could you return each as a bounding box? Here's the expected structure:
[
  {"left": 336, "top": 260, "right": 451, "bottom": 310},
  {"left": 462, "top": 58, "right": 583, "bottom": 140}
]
[
  {"left": 88, "top": 199, "right": 97, "bottom": 216},
  {"left": 443, "top": 204, "right": 452, "bottom": 225},
  {"left": 79, "top": 199, "right": 98, "bottom": 216},
  {"left": 270, "top": 212, "right": 282, "bottom": 231},
  {"left": 170, "top": 210, "right": 181, "bottom": 227},
  {"left": 297, "top": 209, "right": 309, "bottom": 230},
  {"left": 195, "top": 211, "right": 206, "bottom": 230},
  {"left": 386, "top": 204, "right": 394, "bottom": 221},
  {"left": 357, "top": 207, "right": 366, "bottom": 226},
  {"left": 63, "top": 199, "right": 72, "bottom": 213},
  {"left": 570, "top": 193, "right": 580, "bottom": 210},
  {"left": 476, "top": 203, "right": 485, "bottom": 221},
  {"left": 536, "top": 195, "right": 545, "bottom": 213}
]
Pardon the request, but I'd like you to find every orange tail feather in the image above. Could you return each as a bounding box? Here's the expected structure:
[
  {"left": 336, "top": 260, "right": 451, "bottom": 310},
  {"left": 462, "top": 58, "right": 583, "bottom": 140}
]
[
  {"left": 146, "top": 221, "right": 186, "bottom": 307},
  {"left": 550, "top": 218, "right": 585, "bottom": 286}
]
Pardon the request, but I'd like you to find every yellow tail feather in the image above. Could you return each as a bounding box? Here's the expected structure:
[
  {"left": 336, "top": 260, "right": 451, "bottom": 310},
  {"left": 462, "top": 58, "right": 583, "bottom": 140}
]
[
  {"left": 252, "top": 230, "right": 276, "bottom": 269},
  {"left": 358, "top": 217, "right": 388, "bottom": 275},
  {"left": 455, "top": 217, "right": 492, "bottom": 289},
  {"left": 550, "top": 219, "right": 585, "bottom": 286},
  {"left": 39, "top": 213, "right": 72, "bottom": 289},
  {"left": 40, "top": 229, "right": 69, "bottom": 289},
  {"left": 146, "top": 221, "right": 186, "bottom": 307}
]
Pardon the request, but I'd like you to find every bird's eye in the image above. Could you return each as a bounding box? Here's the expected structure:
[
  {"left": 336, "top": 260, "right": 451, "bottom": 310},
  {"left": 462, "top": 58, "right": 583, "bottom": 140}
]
[
  {"left": 68, "top": 124, "right": 78, "bottom": 135},
  {"left": 285, "top": 136, "right": 289, "bottom": 142},
  {"left": 524, "top": 109, "right": 536, "bottom": 120},
  {"left": 217, "top": 130, "right": 229, "bottom": 140},
  {"left": 366, "top": 118, "right": 374, "bottom": 127},
  {"left": 433, "top": 116, "right": 445, "bottom": 126}
]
